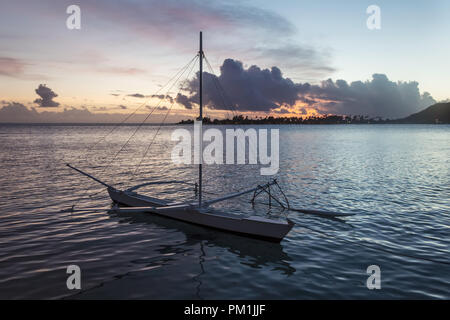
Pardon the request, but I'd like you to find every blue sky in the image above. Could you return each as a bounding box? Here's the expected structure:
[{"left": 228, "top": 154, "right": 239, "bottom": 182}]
[
  {"left": 257, "top": 0, "right": 450, "bottom": 93},
  {"left": 0, "top": 0, "right": 448, "bottom": 122}
]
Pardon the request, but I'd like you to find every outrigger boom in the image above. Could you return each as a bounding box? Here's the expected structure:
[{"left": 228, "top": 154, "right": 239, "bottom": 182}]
[
  {"left": 66, "top": 161, "right": 294, "bottom": 242},
  {"left": 66, "top": 163, "right": 115, "bottom": 190},
  {"left": 66, "top": 163, "right": 278, "bottom": 208}
]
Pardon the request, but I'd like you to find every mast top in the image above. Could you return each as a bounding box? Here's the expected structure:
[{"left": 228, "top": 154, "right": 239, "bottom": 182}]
[
  {"left": 198, "top": 31, "right": 203, "bottom": 119},
  {"left": 199, "top": 31, "right": 203, "bottom": 55},
  {"left": 198, "top": 31, "right": 203, "bottom": 207}
]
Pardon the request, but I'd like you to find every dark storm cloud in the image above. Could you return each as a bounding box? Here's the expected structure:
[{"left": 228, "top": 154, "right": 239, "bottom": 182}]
[
  {"left": 178, "top": 59, "right": 437, "bottom": 118},
  {"left": 34, "top": 84, "right": 59, "bottom": 107},
  {"left": 180, "top": 58, "right": 309, "bottom": 112},
  {"left": 310, "top": 74, "right": 437, "bottom": 118}
]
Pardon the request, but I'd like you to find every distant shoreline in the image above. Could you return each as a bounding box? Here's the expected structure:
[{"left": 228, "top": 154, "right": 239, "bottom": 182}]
[
  {"left": 0, "top": 103, "right": 448, "bottom": 126},
  {"left": 179, "top": 102, "right": 450, "bottom": 125},
  {"left": 0, "top": 102, "right": 448, "bottom": 126}
]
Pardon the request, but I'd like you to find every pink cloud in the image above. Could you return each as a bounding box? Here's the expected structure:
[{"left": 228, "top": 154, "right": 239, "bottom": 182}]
[{"left": 0, "top": 57, "right": 26, "bottom": 77}]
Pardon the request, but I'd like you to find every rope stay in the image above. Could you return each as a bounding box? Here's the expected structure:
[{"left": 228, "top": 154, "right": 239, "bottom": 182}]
[
  {"left": 66, "top": 54, "right": 200, "bottom": 207},
  {"left": 67, "top": 51, "right": 271, "bottom": 207},
  {"left": 249, "top": 180, "right": 290, "bottom": 219},
  {"left": 103, "top": 54, "right": 199, "bottom": 183},
  {"left": 130, "top": 54, "right": 200, "bottom": 182},
  {"left": 73, "top": 54, "right": 199, "bottom": 167},
  {"left": 203, "top": 54, "right": 239, "bottom": 118},
  {"left": 89, "top": 54, "right": 196, "bottom": 187}
]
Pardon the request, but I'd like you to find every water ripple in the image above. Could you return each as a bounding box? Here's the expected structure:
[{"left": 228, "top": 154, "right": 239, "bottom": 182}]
[{"left": 0, "top": 124, "right": 449, "bottom": 299}]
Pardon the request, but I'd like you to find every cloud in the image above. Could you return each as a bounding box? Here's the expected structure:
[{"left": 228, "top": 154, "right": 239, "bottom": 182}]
[
  {"left": 0, "top": 102, "right": 184, "bottom": 123},
  {"left": 145, "top": 105, "right": 168, "bottom": 111},
  {"left": 124, "top": 93, "right": 176, "bottom": 102},
  {"left": 180, "top": 58, "right": 310, "bottom": 111},
  {"left": 79, "top": 0, "right": 331, "bottom": 76},
  {"left": 92, "top": 105, "right": 129, "bottom": 111},
  {"left": 0, "top": 57, "right": 26, "bottom": 77},
  {"left": 309, "top": 74, "right": 437, "bottom": 118},
  {"left": 151, "top": 94, "right": 174, "bottom": 103},
  {"left": 34, "top": 84, "right": 59, "bottom": 107},
  {"left": 84, "top": 0, "right": 295, "bottom": 40},
  {"left": 178, "top": 59, "right": 437, "bottom": 118},
  {"left": 252, "top": 44, "right": 335, "bottom": 79},
  {"left": 0, "top": 102, "right": 40, "bottom": 122},
  {"left": 0, "top": 56, "right": 46, "bottom": 80},
  {"left": 273, "top": 107, "right": 291, "bottom": 114},
  {"left": 176, "top": 93, "right": 194, "bottom": 109},
  {"left": 2, "top": 1, "right": 333, "bottom": 82},
  {"left": 127, "top": 93, "right": 145, "bottom": 98},
  {"left": 96, "top": 66, "right": 146, "bottom": 75}
]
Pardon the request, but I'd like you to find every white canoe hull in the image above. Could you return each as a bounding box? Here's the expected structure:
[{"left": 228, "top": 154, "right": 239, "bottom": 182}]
[
  {"left": 108, "top": 188, "right": 168, "bottom": 207},
  {"left": 108, "top": 188, "right": 294, "bottom": 242}
]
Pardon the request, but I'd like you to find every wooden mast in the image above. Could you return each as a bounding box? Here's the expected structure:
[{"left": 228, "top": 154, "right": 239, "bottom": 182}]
[{"left": 198, "top": 31, "right": 203, "bottom": 207}]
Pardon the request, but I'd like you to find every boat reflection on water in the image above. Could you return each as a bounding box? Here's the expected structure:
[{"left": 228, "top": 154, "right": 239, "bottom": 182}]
[
  {"left": 108, "top": 206, "right": 296, "bottom": 270},
  {"left": 103, "top": 206, "right": 296, "bottom": 299}
]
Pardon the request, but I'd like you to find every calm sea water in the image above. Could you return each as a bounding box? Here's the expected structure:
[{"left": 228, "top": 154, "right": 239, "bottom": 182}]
[{"left": 0, "top": 124, "right": 449, "bottom": 299}]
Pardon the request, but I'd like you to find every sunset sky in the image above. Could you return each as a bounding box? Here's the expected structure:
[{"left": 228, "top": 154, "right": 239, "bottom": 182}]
[{"left": 1, "top": 0, "right": 449, "bottom": 122}]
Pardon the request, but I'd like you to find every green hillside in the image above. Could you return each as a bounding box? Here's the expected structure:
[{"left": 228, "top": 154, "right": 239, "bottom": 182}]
[{"left": 399, "top": 103, "right": 450, "bottom": 124}]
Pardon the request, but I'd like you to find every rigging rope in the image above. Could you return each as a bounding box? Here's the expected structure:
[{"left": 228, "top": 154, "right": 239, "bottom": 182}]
[
  {"left": 99, "top": 54, "right": 199, "bottom": 186},
  {"left": 129, "top": 55, "right": 200, "bottom": 182},
  {"left": 71, "top": 54, "right": 199, "bottom": 167},
  {"left": 204, "top": 54, "right": 239, "bottom": 118},
  {"left": 67, "top": 54, "right": 199, "bottom": 208}
]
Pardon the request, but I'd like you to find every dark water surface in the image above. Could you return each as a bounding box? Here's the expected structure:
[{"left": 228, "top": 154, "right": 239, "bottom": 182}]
[{"left": 0, "top": 124, "right": 448, "bottom": 299}]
